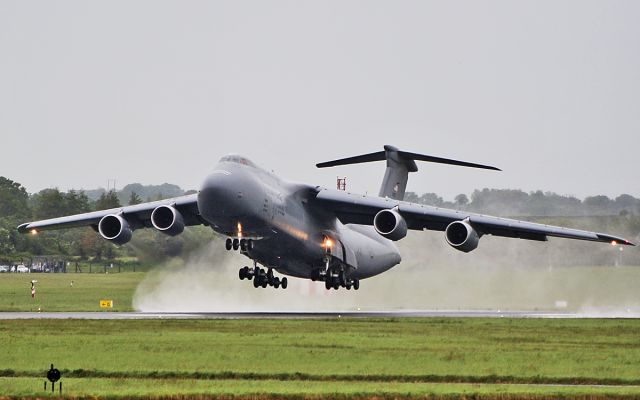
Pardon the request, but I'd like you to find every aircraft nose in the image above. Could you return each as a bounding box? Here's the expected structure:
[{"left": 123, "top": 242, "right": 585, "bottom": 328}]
[{"left": 197, "top": 170, "right": 257, "bottom": 229}]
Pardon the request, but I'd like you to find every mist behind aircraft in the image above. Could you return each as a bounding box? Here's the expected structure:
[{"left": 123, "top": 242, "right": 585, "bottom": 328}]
[{"left": 133, "top": 231, "right": 639, "bottom": 315}]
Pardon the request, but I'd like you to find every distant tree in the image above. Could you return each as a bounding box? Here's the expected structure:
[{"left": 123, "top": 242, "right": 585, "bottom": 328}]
[
  {"left": 584, "top": 195, "right": 611, "bottom": 208},
  {"left": 404, "top": 191, "right": 419, "bottom": 203},
  {"left": 128, "top": 191, "right": 143, "bottom": 205},
  {"left": 615, "top": 194, "right": 638, "bottom": 214},
  {"left": 31, "top": 188, "right": 67, "bottom": 219},
  {"left": 0, "top": 177, "right": 30, "bottom": 219},
  {"left": 454, "top": 194, "right": 469, "bottom": 207},
  {"left": 417, "top": 193, "right": 444, "bottom": 207},
  {"left": 95, "top": 190, "right": 121, "bottom": 210},
  {"left": 65, "top": 190, "right": 91, "bottom": 214}
]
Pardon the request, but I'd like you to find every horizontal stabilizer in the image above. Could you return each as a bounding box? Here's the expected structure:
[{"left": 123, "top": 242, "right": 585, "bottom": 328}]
[
  {"left": 398, "top": 151, "right": 501, "bottom": 171},
  {"left": 317, "top": 145, "right": 500, "bottom": 171},
  {"left": 316, "top": 151, "right": 386, "bottom": 168}
]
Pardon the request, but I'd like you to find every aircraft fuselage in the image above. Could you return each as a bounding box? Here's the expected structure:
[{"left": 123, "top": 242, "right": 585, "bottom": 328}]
[{"left": 197, "top": 156, "right": 401, "bottom": 280}]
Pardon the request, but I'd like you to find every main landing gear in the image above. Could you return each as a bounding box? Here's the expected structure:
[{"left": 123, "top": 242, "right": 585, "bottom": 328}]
[
  {"left": 226, "top": 238, "right": 254, "bottom": 252},
  {"left": 239, "top": 263, "right": 288, "bottom": 290},
  {"left": 310, "top": 256, "right": 360, "bottom": 291}
]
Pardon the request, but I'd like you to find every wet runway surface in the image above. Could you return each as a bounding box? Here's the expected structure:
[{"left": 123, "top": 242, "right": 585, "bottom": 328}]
[{"left": 1, "top": 310, "right": 638, "bottom": 319}]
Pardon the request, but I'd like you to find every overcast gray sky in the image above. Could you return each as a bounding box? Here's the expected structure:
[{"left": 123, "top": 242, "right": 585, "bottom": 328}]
[{"left": 1, "top": 1, "right": 638, "bottom": 200}]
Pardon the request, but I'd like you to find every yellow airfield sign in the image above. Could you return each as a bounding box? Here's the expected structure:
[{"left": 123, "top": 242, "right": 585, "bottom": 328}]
[{"left": 100, "top": 300, "right": 113, "bottom": 308}]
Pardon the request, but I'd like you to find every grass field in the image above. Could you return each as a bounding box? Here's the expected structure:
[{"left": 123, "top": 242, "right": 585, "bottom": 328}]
[
  {"left": 1, "top": 318, "right": 640, "bottom": 398},
  {"left": 0, "top": 272, "right": 145, "bottom": 312}
]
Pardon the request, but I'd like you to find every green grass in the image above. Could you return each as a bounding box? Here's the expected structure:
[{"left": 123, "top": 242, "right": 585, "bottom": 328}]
[
  {"left": 0, "top": 272, "right": 145, "bottom": 311},
  {"left": 1, "top": 318, "right": 639, "bottom": 398},
  {"left": 3, "top": 377, "right": 640, "bottom": 398}
]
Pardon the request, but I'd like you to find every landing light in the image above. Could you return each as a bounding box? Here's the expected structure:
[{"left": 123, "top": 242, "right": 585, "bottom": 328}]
[
  {"left": 237, "top": 222, "right": 243, "bottom": 238},
  {"left": 30, "top": 229, "right": 38, "bottom": 235},
  {"left": 611, "top": 241, "right": 617, "bottom": 246},
  {"left": 324, "top": 238, "right": 333, "bottom": 248}
]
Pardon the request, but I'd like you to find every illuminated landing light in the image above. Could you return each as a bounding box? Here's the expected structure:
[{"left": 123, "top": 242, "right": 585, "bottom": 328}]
[
  {"left": 323, "top": 237, "right": 333, "bottom": 249},
  {"left": 611, "top": 241, "right": 617, "bottom": 246},
  {"left": 30, "top": 229, "right": 38, "bottom": 235},
  {"left": 237, "top": 222, "right": 243, "bottom": 238}
]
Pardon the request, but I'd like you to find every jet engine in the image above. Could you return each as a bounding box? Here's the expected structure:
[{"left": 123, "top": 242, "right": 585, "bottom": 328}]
[
  {"left": 445, "top": 220, "right": 480, "bottom": 253},
  {"left": 373, "top": 208, "right": 407, "bottom": 241},
  {"left": 151, "top": 205, "right": 185, "bottom": 236},
  {"left": 98, "top": 214, "right": 133, "bottom": 245}
]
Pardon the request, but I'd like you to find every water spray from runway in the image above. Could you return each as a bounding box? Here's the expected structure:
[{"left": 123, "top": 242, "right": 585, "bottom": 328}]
[{"left": 133, "top": 230, "right": 639, "bottom": 314}]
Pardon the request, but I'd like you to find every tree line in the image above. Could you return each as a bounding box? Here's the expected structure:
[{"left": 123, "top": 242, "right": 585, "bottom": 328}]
[
  {"left": 1, "top": 176, "right": 638, "bottom": 262},
  {"left": 0, "top": 177, "right": 209, "bottom": 262}
]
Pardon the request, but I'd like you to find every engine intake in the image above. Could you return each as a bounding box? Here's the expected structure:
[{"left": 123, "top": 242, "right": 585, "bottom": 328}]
[
  {"left": 445, "top": 220, "right": 480, "bottom": 253},
  {"left": 98, "top": 214, "right": 133, "bottom": 245},
  {"left": 151, "top": 205, "right": 185, "bottom": 236},
  {"left": 373, "top": 208, "right": 407, "bottom": 241}
]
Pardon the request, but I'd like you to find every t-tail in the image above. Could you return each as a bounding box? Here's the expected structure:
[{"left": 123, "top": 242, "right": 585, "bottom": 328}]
[{"left": 316, "top": 145, "right": 501, "bottom": 200}]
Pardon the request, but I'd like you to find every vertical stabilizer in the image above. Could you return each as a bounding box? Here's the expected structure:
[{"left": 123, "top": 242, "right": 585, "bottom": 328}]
[{"left": 378, "top": 145, "right": 417, "bottom": 200}]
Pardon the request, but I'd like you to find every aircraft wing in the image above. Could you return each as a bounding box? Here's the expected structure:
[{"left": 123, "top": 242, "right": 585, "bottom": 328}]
[
  {"left": 17, "top": 194, "right": 203, "bottom": 233},
  {"left": 312, "top": 188, "right": 635, "bottom": 246}
]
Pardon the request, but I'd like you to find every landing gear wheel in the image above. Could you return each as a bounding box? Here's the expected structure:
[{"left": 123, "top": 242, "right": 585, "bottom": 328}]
[
  {"left": 339, "top": 271, "right": 347, "bottom": 286},
  {"left": 232, "top": 239, "right": 239, "bottom": 251},
  {"left": 225, "top": 238, "right": 233, "bottom": 251},
  {"left": 239, "top": 267, "right": 247, "bottom": 280},
  {"left": 325, "top": 280, "right": 332, "bottom": 290},
  {"left": 346, "top": 282, "right": 352, "bottom": 290},
  {"left": 281, "top": 277, "right": 288, "bottom": 289},
  {"left": 273, "top": 278, "right": 280, "bottom": 289},
  {"left": 240, "top": 239, "right": 246, "bottom": 252},
  {"left": 253, "top": 277, "right": 260, "bottom": 288},
  {"left": 353, "top": 280, "right": 360, "bottom": 290}
]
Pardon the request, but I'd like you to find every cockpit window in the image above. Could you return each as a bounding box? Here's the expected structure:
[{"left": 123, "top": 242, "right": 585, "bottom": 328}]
[{"left": 219, "top": 155, "right": 256, "bottom": 167}]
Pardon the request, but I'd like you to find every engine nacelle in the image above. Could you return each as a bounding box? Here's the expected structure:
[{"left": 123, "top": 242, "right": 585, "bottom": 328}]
[
  {"left": 151, "top": 205, "right": 185, "bottom": 236},
  {"left": 373, "top": 208, "right": 407, "bottom": 241},
  {"left": 445, "top": 220, "right": 480, "bottom": 253},
  {"left": 98, "top": 214, "right": 133, "bottom": 245}
]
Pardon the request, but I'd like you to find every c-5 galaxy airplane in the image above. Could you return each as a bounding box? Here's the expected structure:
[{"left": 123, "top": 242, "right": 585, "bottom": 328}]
[{"left": 19, "top": 146, "right": 634, "bottom": 290}]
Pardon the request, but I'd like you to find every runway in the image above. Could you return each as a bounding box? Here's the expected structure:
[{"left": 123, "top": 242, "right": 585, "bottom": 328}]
[{"left": 1, "top": 310, "right": 638, "bottom": 319}]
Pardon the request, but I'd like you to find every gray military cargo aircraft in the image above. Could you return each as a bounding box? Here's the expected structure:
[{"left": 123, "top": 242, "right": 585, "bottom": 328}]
[{"left": 18, "top": 146, "right": 634, "bottom": 290}]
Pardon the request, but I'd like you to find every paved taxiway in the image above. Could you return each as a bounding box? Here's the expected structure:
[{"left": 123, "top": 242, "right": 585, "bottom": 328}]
[{"left": 1, "top": 310, "right": 638, "bottom": 319}]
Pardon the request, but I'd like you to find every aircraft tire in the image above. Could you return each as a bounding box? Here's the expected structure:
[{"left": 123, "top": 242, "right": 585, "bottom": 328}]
[
  {"left": 281, "top": 277, "right": 288, "bottom": 289},
  {"left": 353, "top": 280, "right": 360, "bottom": 290},
  {"left": 273, "top": 278, "right": 280, "bottom": 289},
  {"left": 225, "top": 238, "right": 233, "bottom": 251},
  {"left": 240, "top": 239, "right": 246, "bottom": 252},
  {"left": 253, "top": 277, "right": 260, "bottom": 288},
  {"left": 232, "top": 239, "right": 239, "bottom": 251},
  {"left": 239, "top": 267, "right": 245, "bottom": 280},
  {"left": 339, "top": 271, "right": 346, "bottom": 286}
]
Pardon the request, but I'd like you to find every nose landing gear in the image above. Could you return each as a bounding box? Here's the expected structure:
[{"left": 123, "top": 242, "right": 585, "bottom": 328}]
[{"left": 239, "top": 263, "right": 287, "bottom": 290}]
